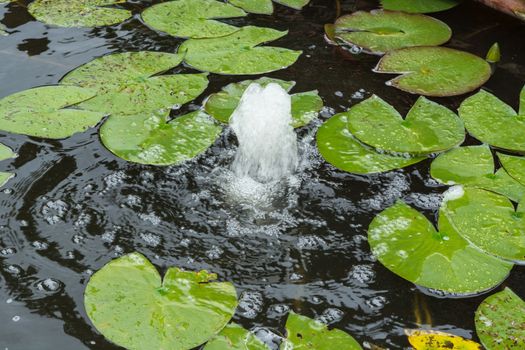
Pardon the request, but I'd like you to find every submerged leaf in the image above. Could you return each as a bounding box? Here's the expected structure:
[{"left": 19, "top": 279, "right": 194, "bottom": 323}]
[
  {"left": 204, "top": 77, "right": 322, "bottom": 127},
  {"left": 346, "top": 95, "right": 464, "bottom": 155},
  {"left": 142, "top": 0, "right": 246, "bottom": 39},
  {"left": 0, "top": 86, "right": 103, "bottom": 139},
  {"left": 381, "top": 0, "right": 461, "bottom": 13},
  {"left": 61, "top": 51, "right": 208, "bottom": 115},
  {"left": 459, "top": 86, "right": 525, "bottom": 152},
  {"left": 84, "top": 252, "right": 238, "bottom": 350},
  {"left": 179, "top": 26, "right": 302, "bottom": 75},
  {"left": 375, "top": 46, "right": 491, "bottom": 96},
  {"left": 317, "top": 112, "right": 425, "bottom": 174},
  {"left": 475, "top": 288, "right": 525, "bottom": 350},
  {"left": 334, "top": 10, "right": 451, "bottom": 54},
  {"left": 100, "top": 111, "right": 222, "bottom": 166},
  {"left": 204, "top": 323, "right": 269, "bottom": 350},
  {"left": 282, "top": 312, "right": 362, "bottom": 350},
  {"left": 368, "top": 199, "right": 512, "bottom": 295},
  {"left": 28, "top": 0, "right": 131, "bottom": 27},
  {"left": 407, "top": 330, "right": 482, "bottom": 350}
]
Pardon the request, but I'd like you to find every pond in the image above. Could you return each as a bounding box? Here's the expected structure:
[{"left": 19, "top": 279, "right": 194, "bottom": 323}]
[{"left": 0, "top": 0, "right": 524, "bottom": 349}]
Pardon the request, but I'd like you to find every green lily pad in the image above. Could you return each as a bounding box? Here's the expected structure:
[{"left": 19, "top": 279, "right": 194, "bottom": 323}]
[
  {"left": 28, "top": 0, "right": 131, "bottom": 28},
  {"left": 498, "top": 153, "right": 525, "bottom": 186},
  {"left": 431, "top": 145, "right": 525, "bottom": 202},
  {"left": 0, "top": 86, "right": 103, "bottom": 139},
  {"left": 375, "top": 46, "right": 492, "bottom": 97},
  {"left": 84, "top": 252, "right": 238, "bottom": 350},
  {"left": 381, "top": 0, "right": 461, "bottom": 13},
  {"left": 475, "top": 288, "right": 525, "bottom": 349},
  {"left": 61, "top": 51, "right": 208, "bottom": 115},
  {"left": 228, "top": 0, "right": 309, "bottom": 14},
  {"left": 334, "top": 10, "right": 451, "bottom": 54},
  {"left": 347, "top": 95, "right": 464, "bottom": 155},
  {"left": 282, "top": 312, "right": 362, "bottom": 350},
  {"left": 204, "top": 323, "right": 269, "bottom": 350},
  {"left": 443, "top": 186, "right": 525, "bottom": 263},
  {"left": 142, "top": 0, "right": 246, "bottom": 39},
  {"left": 179, "top": 26, "right": 302, "bottom": 75},
  {"left": 368, "top": 199, "right": 512, "bottom": 294},
  {"left": 458, "top": 86, "right": 525, "bottom": 152},
  {"left": 204, "top": 77, "right": 322, "bottom": 128},
  {"left": 317, "top": 112, "right": 425, "bottom": 174},
  {"left": 0, "top": 143, "right": 16, "bottom": 187},
  {"left": 100, "top": 110, "right": 222, "bottom": 166}
]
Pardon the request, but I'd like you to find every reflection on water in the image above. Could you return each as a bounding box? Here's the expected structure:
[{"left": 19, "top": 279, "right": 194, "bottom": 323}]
[{"left": 0, "top": 0, "right": 524, "bottom": 349}]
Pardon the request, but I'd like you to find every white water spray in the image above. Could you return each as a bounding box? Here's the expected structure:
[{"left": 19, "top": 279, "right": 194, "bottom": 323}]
[{"left": 230, "top": 83, "right": 298, "bottom": 183}]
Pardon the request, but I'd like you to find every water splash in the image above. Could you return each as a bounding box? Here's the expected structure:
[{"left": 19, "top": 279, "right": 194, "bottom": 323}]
[{"left": 230, "top": 83, "right": 298, "bottom": 183}]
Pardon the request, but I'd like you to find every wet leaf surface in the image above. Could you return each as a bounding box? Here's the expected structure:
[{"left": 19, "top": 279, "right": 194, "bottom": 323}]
[
  {"left": 375, "top": 46, "right": 491, "bottom": 96},
  {"left": 498, "top": 153, "right": 525, "bottom": 186},
  {"left": 0, "top": 86, "right": 103, "bottom": 139},
  {"left": 459, "top": 86, "right": 525, "bottom": 152},
  {"left": 475, "top": 288, "right": 525, "bottom": 350},
  {"left": 179, "top": 26, "right": 302, "bottom": 75},
  {"left": 229, "top": 0, "right": 310, "bottom": 14},
  {"left": 28, "top": 0, "right": 131, "bottom": 27},
  {"left": 443, "top": 187, "right": 525, "bottom": 263},
  {"left": 142, "top": 0, "right": 247, "bottom": 39},
  {"left": 204, "top": 323, "right": 269, "bottom": 350},
  {"left": 204, "top": 77, "right": 322, "bottom": 127},
  {"left": 334, "top": 10, "right": 451, "bottom": 54},
  {"left": 381, "top": 0, "right": 461, "bottom": 13},
  {"left": 346, "top": 95, "right": 464, "bottom": 155},
  {"left": 369, "top": 199, "right": 513, "bottom": 295},
  {"left": 84, "top": 252, "right": 238, "bottom": 350},
  {"left": 100, "top": 110, "right": 222, "bottom": 166},
  {"left": 407, "top": 329, "right": 482, "bottom": 350}
]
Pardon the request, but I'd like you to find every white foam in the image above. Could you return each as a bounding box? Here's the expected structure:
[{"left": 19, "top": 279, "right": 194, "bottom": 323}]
[{"left": 443, "top": 185, "right": 464, "bottom": 203}]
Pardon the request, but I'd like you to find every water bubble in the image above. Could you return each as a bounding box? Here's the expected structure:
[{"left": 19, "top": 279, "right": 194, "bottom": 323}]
[
  {"left": 139, "top": 232, "right": 160, "bottom": 247},
  {"left": 317, "top": 308, "right": 344, "bottom": 325},
  {"left": 366, "top": 296, "right": 387, "bottom": 310},
  {"left": 104, "top": 171, "right": 127, "bottom": 189},
  {"left": 36, "top": 278, "right": 62, "bottom": 293},
  {"left": 348, "top": 264, "right": 375, "bottom": 284},
  {"left": 296, "top": 235, "right": 327, "bottom": 250},
  {"left": 41, "top": 199, "right": 68, "bottom": 225},
  {"left": 269, "top": 304, "right": 289, "bottom": 317},
  {"left": 252, "top": 327, "right": 283, "bottom": 350},
  {"left": 12, "top": 315, "right": 20, "bottom": 322},
  {"left": 238, "top": 291, "right": 264, "bottom": 319},
  {"left": 139, "top": 212, "right": 161, "bottom": 226},
  {"left": 206, "top": 246, "right": 223, "bottom": 260},
  {"left": 6, "top": 265, "right": 22, "bottom": 275},
  {"left": 32, "top": 241, "right": 48, "bottom": 250},
  {"left": 0, "top": 247, "right": 16, "bottom": 256}
]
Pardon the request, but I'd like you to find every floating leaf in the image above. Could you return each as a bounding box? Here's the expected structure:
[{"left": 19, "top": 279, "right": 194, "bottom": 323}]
[
  {"left": 204, "top": 323, "right": 269, "bottom": 350},
  {"left": 61, "top": 51, "right": 208, "bottom": 115},
  {"left": 28, "top": 0, "right": 131, "bottom": 27},
  {"left": 407, "top": 330, "right": 482, "bottom": 350},
  {"left": 282, "top": 312, "right": 362, "bottom": 350},
  {"left": 498, "top": 153, "right": 525, "bottom": 186},
  {"left": 431, "top": 145, "right": 525, "bottom": 202},
  {"left": 142, "top": 0, "right": 246, "bottom": 39},
  {"left": 346, "top": 96, "right": 464, "bottom": 155},
  {"left": 84, "top": 252, "right": 238, "bottom": 350},
  {"left": 0, "top": 143, "right": 16, "bottom": 187},
  {"left": 334, "top": 10, "right": 451, "bottom": 54},
  {"left": 375, "top": 46, "right": 491, "bottom": 96},
  {"left": 475, "top": 288, "right": 525, "bottom": 350},
  {"left": 228, "top": 0, "right": 309, "bottom": 15},
  {"left": 317, "top": 112, "right": 425, "bottom": 174},
  {"left": 0, "top": 86, "right": 103, "bottom": 139},
  {"left": 179, "top": 26, "right": 302, "bottom": 75},
  {"left": 368, "top": 199, "right": 512, "bottom": 294},
  {"left": 204, "top": 77, "right": 322, "bottom": 127},
  {"left": 486, "top": 42, "right": 501, "bottom": 63},
  {"left": 458, "top": 86, "right": 525, "bottom": 152},
  {"left": 100, "top": 111, "right": 222, "bottom": 166},
  {"left": 443, "top": 187, "right": 525, "bottom": 263},
  {"left": 381, "top": 0, "right": 461, "bottom": 13}
]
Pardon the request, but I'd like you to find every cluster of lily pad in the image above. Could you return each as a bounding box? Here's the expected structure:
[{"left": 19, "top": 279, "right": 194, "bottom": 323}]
[{"left": 85, "top": 252, "right": 363, "bottom": 350}]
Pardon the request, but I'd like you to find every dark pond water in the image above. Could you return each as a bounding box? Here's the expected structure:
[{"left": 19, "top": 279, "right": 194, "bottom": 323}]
[{"left": 1, "top": 0, "right": 524, "bottom": 349}]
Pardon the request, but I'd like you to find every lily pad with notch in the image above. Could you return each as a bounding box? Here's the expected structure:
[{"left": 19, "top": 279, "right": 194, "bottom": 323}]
[
  {"left": 333, "top": 10, "right": 451, "bottom": 54},
  {"left": 28, "top": 0, "right": 132, "bottom": 28},
  {"left": 346, "top": 95, "right": 464, "bottom": 155},
  {"left": 179, "top": 26, "right": 302, "bottom": 75},
  {"left": 204, "top": 323, "right": 269, "bottom": 350},
  {"left": 0, "top": 85, "right": 103, "bottom": 139},
  {"left": 61, "top": 51, "right": 209, "bottom": 115},
  {"left": 317, "top": 112, "right": 425, "bottom": 174},
  {"left": 84, "top": 252, "right": 238, "bottom": 350},
  {"left": 0, "top": 143, "right": 16, "bottom": 187},
  {"left": 381, "top": 0, "right": 461, "bottom": 13},
  {"left": 100, "top": 110, "right": 222, "bottom": 166},
  {"left": 374, "top": 46, "right": 492, "bottom": 96},
  {"left": 204, "top": 77, "right": 322, "bottom": 127},
  {"left": 498, "top": 152, "right": 525, "bottom": 186},
  {"left": 475, "top": 288, "right": 525, "bottom": 350},
  {"left": 228, "top": 0, "right": 310, "bottom": 15},
  {"left": 368, "top": 199, "right": 513, "bottom": 295},
  {"left": 458, "top": 86, "right": 525, "bottom": 152},
  {"left": 430, "top": 145, "right": 525, "bottom": 202},
  {"left": 142, "top": 0, "right": 247, "bottom": 39}
]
